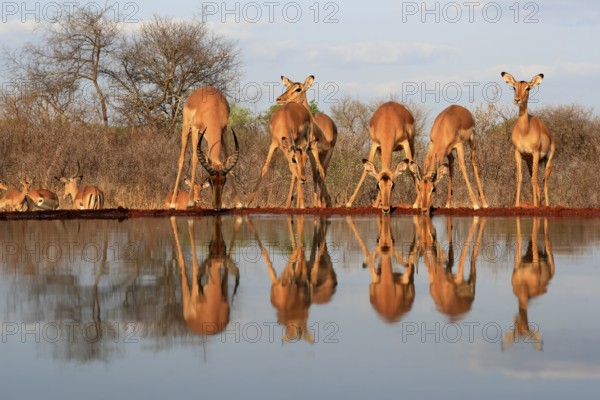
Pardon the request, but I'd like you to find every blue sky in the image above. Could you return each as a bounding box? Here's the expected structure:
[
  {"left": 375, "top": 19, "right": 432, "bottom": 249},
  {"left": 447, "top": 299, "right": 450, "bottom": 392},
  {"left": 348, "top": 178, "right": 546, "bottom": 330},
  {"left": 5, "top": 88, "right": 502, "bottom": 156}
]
[{"left": 1, "top": 0, "right": 599, "bottom": 118}]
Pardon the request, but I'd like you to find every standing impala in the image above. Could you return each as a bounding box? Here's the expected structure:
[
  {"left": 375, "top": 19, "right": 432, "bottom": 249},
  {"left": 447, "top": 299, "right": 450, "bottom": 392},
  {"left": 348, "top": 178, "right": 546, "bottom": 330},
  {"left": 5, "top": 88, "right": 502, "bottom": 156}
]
[
  {"left": 246, "top": 101, "right": 313, "bottom": 209},
  {"left": 346, "top": 101, "right": 417, "bottom": 213},
  {"left": 276, "top": 75, "right": 336, "bottom": 207},
  {"left": 0, "top": 178, "right": 31, "bottom": 211},
  {"left": 501, "top": 72, "right": 556, "bottom": 207},
  {"left": 58, "top": 162, "right": 104, "bottom": 210},
  {"left": 170, "top": 86, "right": 241, "bottom": 211},
  {"left": 402, "top": 105, "right": 488, "bottom": 214}
]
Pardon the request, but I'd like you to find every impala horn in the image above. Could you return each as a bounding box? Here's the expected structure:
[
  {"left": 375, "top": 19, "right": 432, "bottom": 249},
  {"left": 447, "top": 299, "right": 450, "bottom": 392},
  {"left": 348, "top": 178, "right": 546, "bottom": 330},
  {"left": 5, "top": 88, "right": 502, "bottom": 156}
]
[
  {"left": 222, "top": 129, "right": 240, "bottom": 175},
  {"left": 197, "top": 128, "right": 217, "bottom": 175}
]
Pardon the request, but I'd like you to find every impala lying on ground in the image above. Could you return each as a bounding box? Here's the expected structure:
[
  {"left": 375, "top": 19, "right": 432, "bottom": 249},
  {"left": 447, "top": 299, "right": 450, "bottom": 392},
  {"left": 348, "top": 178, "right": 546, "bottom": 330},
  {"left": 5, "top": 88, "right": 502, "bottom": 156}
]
[
  {"left": 26, "top": 186, "right": 60, "bottom": 210},
  {"left": 57, "top": 162, "right": 104, "bottom": 210},
  {"left": 401, "top": 105, "right": 488, "bottom": 214},
  {"left": 346, "top": 101, "right": 417, "bottom": 213},
  {"left": 164, "top": 178, "right": 210, "bottom": 210},
  {"left": 501, "top": 72, "right": 556, "bottom": 207},
  {"left": 276, "top": 75, "right": 336, "bottom": 207},
  {"left": 503, "top": 217, "right": 554, "bottom": 351},
  {"left": 347, "top": 214, "right": 417, "bottom": 322},
  {"left": 0, "top": 178, "right": 31, "bottom": 211},
  {"left": 171, "top": 86, "right": 241, "bottom": 211}
]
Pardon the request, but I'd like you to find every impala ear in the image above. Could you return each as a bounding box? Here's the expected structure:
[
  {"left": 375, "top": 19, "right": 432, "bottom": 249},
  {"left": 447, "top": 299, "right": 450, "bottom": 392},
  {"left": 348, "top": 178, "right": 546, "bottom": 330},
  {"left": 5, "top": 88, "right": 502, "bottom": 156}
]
[
  {"left": 281, "top": 76, "right": 293, "bottom": 87},
  {"left": 529, "top": 74, "right": 544, "bottom": 87},
  {"left": 363, "top": 159, "right": 378, "bottom": 178},
  {"left": 394, "top": 160, "right": 410, "bottom": 178},
  {"left": 501, "top": 71, "right": 517, "bottom": 87},
  {"left": 59, "top": 177, "right": 68, "bottom": 184},
  {"left": 303, "top": 75, "right": 315, "bottom": 89}
]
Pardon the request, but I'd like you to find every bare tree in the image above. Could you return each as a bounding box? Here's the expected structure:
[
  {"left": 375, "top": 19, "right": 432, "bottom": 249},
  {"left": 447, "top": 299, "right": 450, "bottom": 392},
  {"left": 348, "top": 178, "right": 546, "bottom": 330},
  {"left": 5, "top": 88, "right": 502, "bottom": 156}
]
[
  {"left": 109, "top": 16, "right": 241, "bottom": 130},
  {"left": 4, "top": 5, "right": 122, "bottom": 127}
]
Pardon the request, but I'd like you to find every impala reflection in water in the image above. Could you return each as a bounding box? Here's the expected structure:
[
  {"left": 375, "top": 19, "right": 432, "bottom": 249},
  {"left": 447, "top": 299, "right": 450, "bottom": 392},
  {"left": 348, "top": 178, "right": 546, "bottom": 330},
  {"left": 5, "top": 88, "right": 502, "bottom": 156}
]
[{"left": 0, "top": 215, "right": 598, "bottom": 400}]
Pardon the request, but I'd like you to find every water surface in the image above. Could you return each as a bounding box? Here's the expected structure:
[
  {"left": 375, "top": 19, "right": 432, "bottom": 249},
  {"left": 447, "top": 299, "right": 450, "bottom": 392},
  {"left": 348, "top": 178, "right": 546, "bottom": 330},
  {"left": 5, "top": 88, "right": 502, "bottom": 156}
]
[{"left": 1, "top": 215, "right": 599, "bottom": 399}]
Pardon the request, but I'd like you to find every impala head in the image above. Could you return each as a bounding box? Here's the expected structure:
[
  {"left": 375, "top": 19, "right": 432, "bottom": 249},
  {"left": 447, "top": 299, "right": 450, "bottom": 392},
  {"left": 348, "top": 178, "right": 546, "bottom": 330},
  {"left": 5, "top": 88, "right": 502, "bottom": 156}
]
[
  {"left": 56, "top": 161, "right": 84, "bottom": 201},
  {"left": 363, "top": 159, "right": 406, "bottom": 213},
  {"left": 197, "top": 129, "right": 240, "bottom": 211},
  {"left": 277, "top": 75, "right": 314, "bottom": 106},
  {"left": 501, "top": 72, "right": 544, "bottom": 106},
  {"left": 281, "top": 134, "right": 309, "bottom": 184},
  {"left": 401, "top": 159, "right": 448, "bottom": 215}
]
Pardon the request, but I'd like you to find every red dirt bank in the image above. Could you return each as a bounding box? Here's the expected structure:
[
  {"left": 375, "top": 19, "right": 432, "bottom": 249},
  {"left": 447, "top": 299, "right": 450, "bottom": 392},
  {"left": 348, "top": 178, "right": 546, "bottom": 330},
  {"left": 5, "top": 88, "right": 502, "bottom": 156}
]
[{"left": 2, "top": 206, "right": 600, "bottom": 221}]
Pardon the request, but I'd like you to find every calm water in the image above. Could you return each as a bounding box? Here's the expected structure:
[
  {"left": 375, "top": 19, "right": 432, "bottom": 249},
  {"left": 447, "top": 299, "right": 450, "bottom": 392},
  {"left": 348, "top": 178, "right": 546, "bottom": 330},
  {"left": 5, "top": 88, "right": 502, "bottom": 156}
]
[{"left": 1, "top": 215, "right": 599, "bottom": 399}]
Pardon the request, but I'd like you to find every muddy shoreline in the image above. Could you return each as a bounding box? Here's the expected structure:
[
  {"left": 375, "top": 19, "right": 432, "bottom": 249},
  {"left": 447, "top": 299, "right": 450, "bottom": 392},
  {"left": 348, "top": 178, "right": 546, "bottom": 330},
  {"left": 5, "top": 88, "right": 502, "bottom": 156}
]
[{"left": 2, "top": 205, "right": 600, "bottom": 220}]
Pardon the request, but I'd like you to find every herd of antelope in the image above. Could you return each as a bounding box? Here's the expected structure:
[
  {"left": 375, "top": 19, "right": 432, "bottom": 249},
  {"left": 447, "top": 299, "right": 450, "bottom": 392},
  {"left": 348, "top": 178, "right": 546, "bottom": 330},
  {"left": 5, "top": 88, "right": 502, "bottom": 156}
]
[{"left": 0, "top": 72, "right": 555, "bottom": 214}]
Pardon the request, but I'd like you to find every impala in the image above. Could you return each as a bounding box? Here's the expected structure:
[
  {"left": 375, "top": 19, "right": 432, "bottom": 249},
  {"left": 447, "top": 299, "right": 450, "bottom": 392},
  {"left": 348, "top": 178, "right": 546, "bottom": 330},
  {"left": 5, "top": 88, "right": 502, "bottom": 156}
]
[
  {"left": 170, "top": 86, "right": 241, "bottom": 211},
  {"left": 246, "top": 101, "right": 313, "bottom": 209},
  {"left": 26, "top": 187, "right": 60, "bottom": 210},
  {"left": 0, "top": 178, "right": 31, "bottom": 211},
  {"left": 164, "top": 178, "right": 210, "bottom": 210},
  {"left": 247, "top": 216, "right": 315, "bottom": 343},
  {"left": 276, "top": 75, "right": 336, "bottom": 207},
  {"left": 346, "top": 101, "right": 417, "bottom": 213},
  {"left": 402, "top": 105, "right": 488, "bottom": 214},
  {"left": 57, "top": 162, "right": 104, "bottom": 210},
  {"left": 503, "top": 217, "right": 554, "bottom": 351},
  {"left": 419, "top": 215, "right": 485, "bottom": 320},
  {"left": 171, "top": 216, "right": 240, "bottom": 335},
  {"left": 347, "top": 214, "right": 417, "bottom": 322},
  {"left": 501, "top": 72, "right": 556, "bottom": 207}
]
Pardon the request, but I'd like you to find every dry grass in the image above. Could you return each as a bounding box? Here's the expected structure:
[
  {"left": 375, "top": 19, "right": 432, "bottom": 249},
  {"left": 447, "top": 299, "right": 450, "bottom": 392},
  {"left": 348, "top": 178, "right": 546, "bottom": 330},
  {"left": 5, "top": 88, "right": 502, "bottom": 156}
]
[{"left": 1, "top": 103, "right": 598, "bottom": 209}]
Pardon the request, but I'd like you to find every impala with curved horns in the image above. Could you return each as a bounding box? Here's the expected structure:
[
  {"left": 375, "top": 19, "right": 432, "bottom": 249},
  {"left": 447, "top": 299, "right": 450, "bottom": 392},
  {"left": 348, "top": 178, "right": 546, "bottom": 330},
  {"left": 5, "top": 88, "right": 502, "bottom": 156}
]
[
  {"left": 401, "top": 105, "right": 488, "bottom": 214},
  {"left": 246, "top": 101, "right": 314, "bottom": 209},
  {"left": 170, "top": 86, "right": 242, "bottom": 210},
  {"left": 346, "top": 101, "right": 417, "bottom": 213},
  {"left": 57, "top": 162, "right": 104, "bottom": 210},
  {"left": 197, "top": 129, "right": 240, "bottom": 211},
  {"left": 276, "top": 75, "right": 336, "bottom": 207},
  {"left": 0, "top": 178, "right": 31, "bottom": 211},
  {"left": 172, "top": 216, "right": 240, "bottom": 336},
  {"left": 501, "top": 72, "right": 556, "bottom": 207}
]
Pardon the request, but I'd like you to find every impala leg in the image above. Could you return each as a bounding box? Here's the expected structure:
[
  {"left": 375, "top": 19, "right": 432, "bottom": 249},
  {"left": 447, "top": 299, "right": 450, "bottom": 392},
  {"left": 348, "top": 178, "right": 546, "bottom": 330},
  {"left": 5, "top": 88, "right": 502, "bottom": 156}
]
[
  {"left": 446, "top": 152, "right": 454, "bottom": 208},
  {"left": 346, "top": 143, "right": 379, "bottom": 207},
  {"left": 321, "top": 149, "right": 334, "bottom": 207},
  {"left": 470, "top": 138, "right": 488, "bottom": 208},
  {"left": 310, "top": 146, "right": 331, "bottom": 208},
  {"left": 543, "top": 142, "right": 555, "bottom": 207},
  {"left": 247, "top": 142, "right": 278, "bottom": 207},
  {"left": 531, "top": 152, "right": 540, "bottom": 207},
  {"left": 515, "top": 150, "right": 523, "bottom": 207},
  {"left": 399, "top": 142, "right": 419, "bottom": 209},
  {"left": 285, "top": 175, "right": 296, "bottom": 208},
  {"left": 171, "top": 124, "right": 190, "bottom": 208},
  {"left": 456, "top": 144, "right": 480, "bottom": 210},
  {"left": 296, "top": 174, "right": 305, "bottom": 209},
  {"left": 187, "top": 127, "right": 200, "bottom": 208}
]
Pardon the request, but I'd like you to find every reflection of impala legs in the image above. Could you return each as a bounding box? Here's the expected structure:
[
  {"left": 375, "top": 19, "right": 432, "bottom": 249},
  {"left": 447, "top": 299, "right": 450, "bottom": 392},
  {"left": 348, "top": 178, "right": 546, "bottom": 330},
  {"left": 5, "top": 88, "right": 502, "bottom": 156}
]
[{"left": 503, "top": 217, "right": 555, "bottom": 350}]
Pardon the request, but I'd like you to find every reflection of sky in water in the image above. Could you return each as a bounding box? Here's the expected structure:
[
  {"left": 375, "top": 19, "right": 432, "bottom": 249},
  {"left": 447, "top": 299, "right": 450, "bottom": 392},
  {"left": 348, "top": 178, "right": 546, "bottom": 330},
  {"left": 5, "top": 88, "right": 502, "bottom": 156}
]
[{"left": 1, "top": 216, "right": 599, "bottom": 399}]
